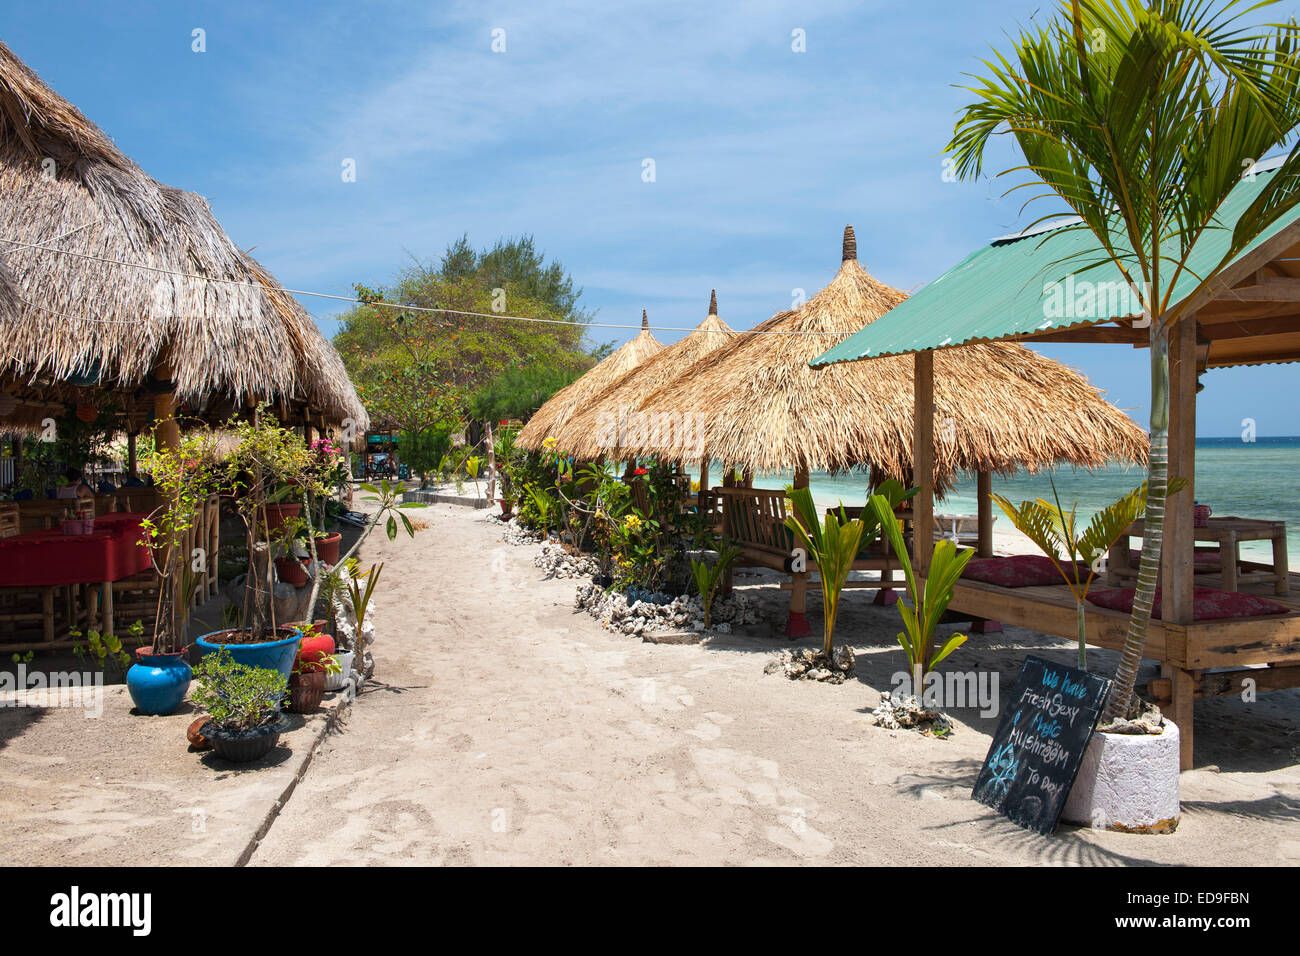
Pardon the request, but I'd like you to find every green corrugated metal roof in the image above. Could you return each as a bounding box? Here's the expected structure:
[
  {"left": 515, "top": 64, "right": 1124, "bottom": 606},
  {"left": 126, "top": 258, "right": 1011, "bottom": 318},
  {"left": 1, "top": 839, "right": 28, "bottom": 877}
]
[{"left": 811, "top": 162, "right": 1297, "bottom": 366}]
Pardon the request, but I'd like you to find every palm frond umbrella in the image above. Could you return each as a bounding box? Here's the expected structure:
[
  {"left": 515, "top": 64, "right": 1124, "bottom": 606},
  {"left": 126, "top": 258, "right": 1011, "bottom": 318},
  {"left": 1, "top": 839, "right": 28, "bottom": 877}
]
[
  {"left": 517, "top": 310, "right": 664, "bottom": 450},
  {"left": 637, "top": 226, "right": 1147, "bottom": 491},
  {"left": 553, "top": 290, "right": 736, "bottom": 462}
]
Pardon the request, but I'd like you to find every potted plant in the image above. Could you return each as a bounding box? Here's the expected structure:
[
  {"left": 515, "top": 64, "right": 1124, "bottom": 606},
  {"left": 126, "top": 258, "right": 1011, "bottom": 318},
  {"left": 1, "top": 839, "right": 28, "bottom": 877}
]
[
  {"left": 991, "top": 480, "right": 1185, "bottom": 831},
  {"left": 286, "top": 652, "right": 340, "bottom": 714},
  {"left": 128, "top": 425, "right": 222, "bottom": 715},
  {"left": 197, "top": 410, "right": 318, "bottom": 680},
  {"left": 190, "top": 648, "right": 291, "bottom": 763}
]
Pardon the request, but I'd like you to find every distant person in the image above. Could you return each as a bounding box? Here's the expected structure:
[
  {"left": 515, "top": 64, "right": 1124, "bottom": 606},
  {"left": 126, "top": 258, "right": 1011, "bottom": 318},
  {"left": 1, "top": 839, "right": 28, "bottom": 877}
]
[{"left": 56, "top": 468, "right": 94, "bottom": 500}]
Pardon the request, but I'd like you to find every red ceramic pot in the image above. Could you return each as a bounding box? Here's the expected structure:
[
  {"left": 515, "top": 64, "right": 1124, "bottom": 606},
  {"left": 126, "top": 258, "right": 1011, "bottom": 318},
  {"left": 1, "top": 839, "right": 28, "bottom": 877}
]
[
  {"left": 275, "top": 555, "right": 308, "bottom": 587},
  {"left": 295, "top": 628, "right": 336, "bottom": 671},
  {"left": 265, "top": 503, "right": 302, "bottom": 534},
  {"left": 314, "top": 532, "right": 342, "bottom": 565}
]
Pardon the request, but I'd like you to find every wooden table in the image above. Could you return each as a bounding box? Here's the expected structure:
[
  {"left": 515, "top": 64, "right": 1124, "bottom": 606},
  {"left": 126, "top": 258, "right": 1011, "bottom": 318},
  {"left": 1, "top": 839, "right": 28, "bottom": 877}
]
[{"left": 1110, "top": 516, "right": 1288, "bottom": 595}]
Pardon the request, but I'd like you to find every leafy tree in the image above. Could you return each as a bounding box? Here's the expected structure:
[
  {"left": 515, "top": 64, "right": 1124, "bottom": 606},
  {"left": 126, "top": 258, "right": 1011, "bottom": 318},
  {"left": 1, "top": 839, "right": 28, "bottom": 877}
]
[{"left": 334, "top": 235, "right": 602, "bottom": 448}]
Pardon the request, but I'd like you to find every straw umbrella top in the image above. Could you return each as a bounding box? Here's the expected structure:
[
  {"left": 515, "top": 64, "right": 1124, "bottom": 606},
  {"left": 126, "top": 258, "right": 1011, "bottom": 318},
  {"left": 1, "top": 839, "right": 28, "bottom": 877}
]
[
  {"left": 552, "top": 291, "right": 737, "bottom": 458},
  {"left": 0, "top": 40, "right": 367, "bottom": 431},
  {"left": 517, "top": 309, "right": 665, "bottom": 449},
  {"left": 635, "top": 226, "right": 1147, "bottom": 489}
]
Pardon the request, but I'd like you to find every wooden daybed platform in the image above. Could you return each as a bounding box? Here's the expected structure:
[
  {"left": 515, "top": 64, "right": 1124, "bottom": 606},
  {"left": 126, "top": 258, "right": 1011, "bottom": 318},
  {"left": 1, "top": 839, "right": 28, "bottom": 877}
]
[{"left": 935, "top": 568, "right": 1300, "bottom": 769}]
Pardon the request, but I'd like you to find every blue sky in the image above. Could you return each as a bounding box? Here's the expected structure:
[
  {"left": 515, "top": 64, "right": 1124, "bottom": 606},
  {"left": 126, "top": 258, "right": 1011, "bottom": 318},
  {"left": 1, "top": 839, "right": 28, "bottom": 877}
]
[{"left": 5, "top": 0, "right": 1299, "bottom": 436}]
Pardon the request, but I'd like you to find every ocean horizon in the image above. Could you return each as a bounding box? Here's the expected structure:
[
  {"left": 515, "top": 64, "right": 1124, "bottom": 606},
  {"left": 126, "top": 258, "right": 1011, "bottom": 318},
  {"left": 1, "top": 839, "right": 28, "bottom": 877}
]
[{"left": 699, "top": 436, "right": 1300, "bottom": 566}]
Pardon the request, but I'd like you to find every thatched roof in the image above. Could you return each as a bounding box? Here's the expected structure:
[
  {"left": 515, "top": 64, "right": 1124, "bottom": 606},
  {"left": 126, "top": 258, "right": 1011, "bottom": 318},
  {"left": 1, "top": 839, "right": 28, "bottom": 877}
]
[
  {"left": 550, "top": 290, "right": 736, "bottom": 458},
  {"left": 517, "top": 310, "right": 664, "bottom": 449},
  {"left": 0, "top": 40, "right": 367, "bottom": 432},
  {"left": 633, "top": 226, "right": 1147, "bottom": 490}
]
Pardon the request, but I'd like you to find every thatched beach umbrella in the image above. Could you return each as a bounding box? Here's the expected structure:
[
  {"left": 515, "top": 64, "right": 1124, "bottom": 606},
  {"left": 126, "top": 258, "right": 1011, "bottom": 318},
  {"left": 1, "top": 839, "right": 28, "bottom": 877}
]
[
  {"left": 636, "top": 226, "right": 1147, "bottom": 491},
  {"left": 517, "top": 310, "right": 664, "bottom": 450},
  {"left": 0, "top": 40, "right": 367, "bottom": 435},
  {"left": 552, "top": 290, "right": 736, "bottom": 460}
]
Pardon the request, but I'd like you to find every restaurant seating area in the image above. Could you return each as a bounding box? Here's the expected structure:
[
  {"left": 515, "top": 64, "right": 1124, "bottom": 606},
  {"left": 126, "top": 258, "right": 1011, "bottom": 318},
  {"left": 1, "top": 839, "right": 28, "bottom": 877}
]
[{"left": 0, "top": 489, "right": 223, "bottom": 650}]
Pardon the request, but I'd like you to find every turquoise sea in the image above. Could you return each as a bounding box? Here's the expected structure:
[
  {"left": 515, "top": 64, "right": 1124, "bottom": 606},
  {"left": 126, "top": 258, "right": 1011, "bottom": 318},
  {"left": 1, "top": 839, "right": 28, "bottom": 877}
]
[{"left": 702, "top": 437, "right": 1300, "bottom": 566}]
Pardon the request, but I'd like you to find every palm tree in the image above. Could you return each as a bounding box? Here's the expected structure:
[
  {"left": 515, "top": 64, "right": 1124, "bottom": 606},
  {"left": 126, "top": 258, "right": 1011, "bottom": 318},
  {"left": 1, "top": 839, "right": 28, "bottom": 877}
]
[
  {"left": 991, "top": 480, "right": 1174, "bottom": 669},
  {"left": 947, "top": 0, "right": 1300, "bottom": 720}
]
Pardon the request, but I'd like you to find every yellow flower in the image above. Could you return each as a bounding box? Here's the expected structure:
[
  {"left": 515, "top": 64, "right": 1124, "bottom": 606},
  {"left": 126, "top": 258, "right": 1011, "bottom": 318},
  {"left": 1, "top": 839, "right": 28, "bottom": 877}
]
[{"left": 542, "top": 437, "right": 557, "bottom": 449}]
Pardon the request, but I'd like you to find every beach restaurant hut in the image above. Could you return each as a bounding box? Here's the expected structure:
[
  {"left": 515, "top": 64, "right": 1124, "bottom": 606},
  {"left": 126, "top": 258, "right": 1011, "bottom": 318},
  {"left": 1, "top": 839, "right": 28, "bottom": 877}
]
[
  {"left": 550, "top": 291, "right": 736, "bottom": 486},
  {"left": 635, "top": 226, "right": 1146, "bottom": 635},
  {"left": 0, "top": 39, "right": 367, "bottom": 444},
  {"left": 812, "top": 163, "right": 1300, "bottom": 767},
  {"left": 0, "top": 40, "right": 366, "bottom": 646},
  {"left": 517, "top": 310, "right": 664, "bottom": 450}
]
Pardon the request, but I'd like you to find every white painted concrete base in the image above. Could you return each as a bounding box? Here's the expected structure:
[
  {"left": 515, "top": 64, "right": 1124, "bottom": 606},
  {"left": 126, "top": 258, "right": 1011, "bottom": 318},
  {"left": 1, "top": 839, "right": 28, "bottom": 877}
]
[{"left": 1062, "top": 720, "right": 1180, "bottom": 833}]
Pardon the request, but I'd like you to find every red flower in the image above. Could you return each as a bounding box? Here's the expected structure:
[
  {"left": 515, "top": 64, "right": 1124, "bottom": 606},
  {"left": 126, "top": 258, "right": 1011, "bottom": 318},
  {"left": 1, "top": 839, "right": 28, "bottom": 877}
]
[{"left": 633, "top": 467, "right": 647, "bottom": 476}]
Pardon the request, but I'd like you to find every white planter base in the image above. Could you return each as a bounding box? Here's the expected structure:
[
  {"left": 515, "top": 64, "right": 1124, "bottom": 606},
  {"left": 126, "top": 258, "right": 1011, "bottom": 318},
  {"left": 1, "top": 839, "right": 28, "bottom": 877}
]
[
  {"left": 324, "top": 652, "right": 355, "bottom": 691},
  {"left": 1062, "top": 720, "right": 1180, "bottom": 833}
]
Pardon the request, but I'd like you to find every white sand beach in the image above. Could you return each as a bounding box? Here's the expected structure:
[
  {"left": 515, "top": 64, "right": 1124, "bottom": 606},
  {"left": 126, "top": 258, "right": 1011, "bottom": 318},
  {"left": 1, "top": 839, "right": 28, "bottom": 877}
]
[{"left": 247, "top": 501, "right": 1300, "bottom": 866}]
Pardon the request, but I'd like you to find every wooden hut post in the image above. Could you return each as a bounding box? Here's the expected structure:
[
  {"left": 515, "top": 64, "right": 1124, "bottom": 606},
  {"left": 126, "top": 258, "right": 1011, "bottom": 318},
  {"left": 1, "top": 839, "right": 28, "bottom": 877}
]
[
  {"left": 787, "top": 464, "right": 812, "bottom": 637},
  {"left": 1160, "top": 315, "right": 1198, "bottom": 770},
  {"left": 912, "top": 351, "right": 935, "bottom": 575},
  {"left": 126, "top": 432, "right": 137, "bottom": 478},
  {"left": 976, "top": 471, "right": 993, "bottom": 558}
]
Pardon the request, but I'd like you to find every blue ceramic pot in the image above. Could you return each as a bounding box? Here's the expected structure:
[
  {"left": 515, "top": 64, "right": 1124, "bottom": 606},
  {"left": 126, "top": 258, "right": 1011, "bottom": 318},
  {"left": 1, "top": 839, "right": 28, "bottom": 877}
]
[
  {"left": 127, "top": 651, "right": 193, "bottom": 716},
  {"left": 195, "top": 628, "right": 302, "bottom": 681}
]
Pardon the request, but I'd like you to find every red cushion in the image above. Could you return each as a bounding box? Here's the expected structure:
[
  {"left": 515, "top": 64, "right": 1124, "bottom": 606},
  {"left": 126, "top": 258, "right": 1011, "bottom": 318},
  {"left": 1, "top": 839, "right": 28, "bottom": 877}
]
[
  {"left": 1087, "top": 586, "right": 1288, "bottom": 620},
  {"left": 962, "top": 554, "right": 1092, "bottom": 588}
]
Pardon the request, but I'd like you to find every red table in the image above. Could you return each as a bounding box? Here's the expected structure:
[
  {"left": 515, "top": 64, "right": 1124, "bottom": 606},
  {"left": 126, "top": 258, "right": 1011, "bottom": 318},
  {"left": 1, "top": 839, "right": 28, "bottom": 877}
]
[{"left": 0, "top": 513, "right": 152, "bottom": 637}]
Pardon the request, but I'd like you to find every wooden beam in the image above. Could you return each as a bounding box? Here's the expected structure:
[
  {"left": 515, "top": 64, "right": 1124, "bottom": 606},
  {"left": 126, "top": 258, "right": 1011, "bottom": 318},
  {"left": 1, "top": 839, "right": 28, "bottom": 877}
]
[
  {"left": 913, "top": 351, "right": 935, "bottom": 574},
  {"left": 1219, "top": 277, "right": 1300, "bottom": 302}
]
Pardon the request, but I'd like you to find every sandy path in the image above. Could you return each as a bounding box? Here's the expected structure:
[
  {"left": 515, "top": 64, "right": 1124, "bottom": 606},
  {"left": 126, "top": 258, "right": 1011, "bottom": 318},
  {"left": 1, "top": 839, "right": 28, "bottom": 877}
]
[{"left": 250, "top": 502, "right": 1300, "bottom": 866}]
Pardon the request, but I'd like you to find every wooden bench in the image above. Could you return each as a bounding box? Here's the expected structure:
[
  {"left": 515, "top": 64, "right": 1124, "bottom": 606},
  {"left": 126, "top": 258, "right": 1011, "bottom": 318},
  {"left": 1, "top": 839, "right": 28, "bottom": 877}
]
[{"left": 715, "top": 487, "right": 912, "bottom": 636}]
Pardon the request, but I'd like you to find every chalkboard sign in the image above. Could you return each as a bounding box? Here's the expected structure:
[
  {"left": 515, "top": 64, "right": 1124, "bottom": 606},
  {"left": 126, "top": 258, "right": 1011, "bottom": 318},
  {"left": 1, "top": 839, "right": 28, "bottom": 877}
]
[{"left": 971, "top": 655, "right": 1112, "bottom": 835}]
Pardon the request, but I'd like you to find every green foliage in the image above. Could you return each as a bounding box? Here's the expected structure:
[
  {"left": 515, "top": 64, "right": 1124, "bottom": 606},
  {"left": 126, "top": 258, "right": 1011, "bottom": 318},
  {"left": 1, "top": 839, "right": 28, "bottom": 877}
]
[
  {"left": 783, "top": 479, "right": 917, "bottom": 657},
  {"left": 401, "top": 425, "right": 454, "bottom": 484},
  {"left": 470, "top": 363, "right": 583, "bottom": 423},
  {"left": 869, "top": 494, "right": 974, "bottom": 686},
  {"left": 72, "top": 621, "right": 140, "bottom": 681},
  {"left": 333, "top": 235, "right": 601, "bottom": 440},
  {"left": 190, "top": 649, "right": 288, "bottom": 732},
  {"left": 138, "top": 425, "right": 225, "bottom": 653},
  {"left": 991, "top": 477, "right": 1185, "bottom": 668},
  {"left": 342, "top": 559, "right": 383, "bottom": 633},
  {"left": 690, "top": 545, "right": 742, "bottom": 630}
]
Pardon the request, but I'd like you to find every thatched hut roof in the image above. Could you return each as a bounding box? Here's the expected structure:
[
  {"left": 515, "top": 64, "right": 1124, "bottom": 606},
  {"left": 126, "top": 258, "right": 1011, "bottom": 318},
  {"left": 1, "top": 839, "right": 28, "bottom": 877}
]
[
  {"left": 634, "top": 226, "right": 1147, "bottom": 490},
  {"left": 517, "top": 310, "right": 664, "bottom": 450},
  {"left": 0, "top": 40, "right": 367, "bottom": 432},
  {"left": 552, "top": 291, "right": 736, "bottom": 458}
]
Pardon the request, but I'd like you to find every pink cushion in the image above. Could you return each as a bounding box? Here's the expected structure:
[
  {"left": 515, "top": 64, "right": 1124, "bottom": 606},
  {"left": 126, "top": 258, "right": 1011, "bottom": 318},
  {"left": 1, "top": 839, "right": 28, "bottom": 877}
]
[
  {"left": 961, "top": 554, "right": 1092, "bottom": 588},
  {"left": 1087, "top": 586, "right": 1288, "bottom": 620}
]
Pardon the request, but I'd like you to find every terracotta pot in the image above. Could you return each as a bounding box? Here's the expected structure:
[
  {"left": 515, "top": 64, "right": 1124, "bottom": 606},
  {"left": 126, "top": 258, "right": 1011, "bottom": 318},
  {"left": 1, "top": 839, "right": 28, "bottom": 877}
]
[
  {"left": 287, "top": 670, "right": 326, "bottom": 714},
  {"left": 265, "top": 503, "right": 302, "bottom": 534},
  {"left": 499, "top": 499, "right": 514, "bottom": 519},
  {"left": 314, "top": 532, "right": 342, "bottom": 565},
  {"left": 275, "top": 556, "right": 309, "bottom": 587}
]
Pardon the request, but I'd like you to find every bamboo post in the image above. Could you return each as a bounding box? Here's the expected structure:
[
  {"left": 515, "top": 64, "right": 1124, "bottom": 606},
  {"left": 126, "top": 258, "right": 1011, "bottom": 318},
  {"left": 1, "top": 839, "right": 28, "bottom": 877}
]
[
  {"left": 787, "top": 464, "right": 812, "bottom": 638},
  {"left": 977, "top": 471, "right": 993, "bottom": 558},
  {"left": 1161, "top": 315, "right": 1198, "bottom": 770},
  {"left": 912, "top": 351, "right": 935, "bottom": 576}
]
